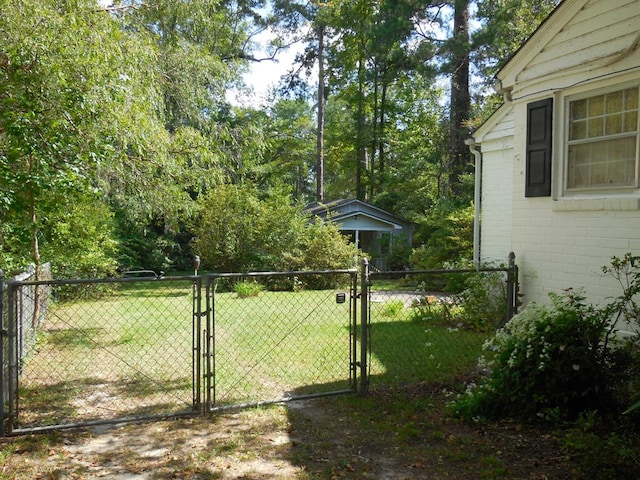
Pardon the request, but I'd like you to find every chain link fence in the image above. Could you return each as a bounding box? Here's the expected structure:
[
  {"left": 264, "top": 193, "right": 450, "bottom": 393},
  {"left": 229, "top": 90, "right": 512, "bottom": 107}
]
[
  {"left": 205, "top": 270, "right": 358, "bottom": 409},
  {"left": 0, "top": 257, "right": 518, "bottom": 435},
  {"left": 3, "top": 276, "right": 200, "bottom": 434},
  {"left": 1, "top": 265, "right": 52, "bottom": 426},
  {"left": 366, "top": 263, "right": 516, "bottom": 390},
  {"left": 0, "top": 269, "right": 361, "bottom": 434}
]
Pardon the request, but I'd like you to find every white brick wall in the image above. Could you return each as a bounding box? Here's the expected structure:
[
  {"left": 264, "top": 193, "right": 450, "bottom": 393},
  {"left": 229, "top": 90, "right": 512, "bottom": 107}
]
[
  {"left": 474, "top": 0, "right": 640, "bottom": 335},
  {"left": 478, "top": 110, "right": 514, "bottom": 266},
  {"left": 479, "top": 108, "right": 640, "bottom": 319}
]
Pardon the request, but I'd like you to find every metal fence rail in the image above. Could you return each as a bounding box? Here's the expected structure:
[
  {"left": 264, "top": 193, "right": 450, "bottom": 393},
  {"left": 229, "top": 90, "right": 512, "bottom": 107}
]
[
  {"left": 3, "top": 275, "right": 202, "bottom": 435},
  {"left": 364, "top": 257, "right": 518, "bottom": 391},
  {"left": 205, "top": 269, "right": 359, "bottom": 410},
  {"left": 0, "top": 269, "right": 362, "bottom": 434},
  {"left": 0, "top": 265, "right": 52, "bottom": 430},
  {"left": 0, "top": 255, "right": 519, "bottom": 435}
]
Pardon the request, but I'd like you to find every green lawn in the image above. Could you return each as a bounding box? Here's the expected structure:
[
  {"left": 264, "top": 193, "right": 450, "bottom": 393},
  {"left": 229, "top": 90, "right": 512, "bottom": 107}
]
[{"left": 14, "top": 278, "right": 487, "bottom": 431}]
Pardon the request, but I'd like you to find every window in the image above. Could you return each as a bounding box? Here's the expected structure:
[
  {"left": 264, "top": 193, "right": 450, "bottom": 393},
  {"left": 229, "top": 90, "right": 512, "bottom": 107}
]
[{"left": 567, "top": 86, "right": 639, "bottom": 191}]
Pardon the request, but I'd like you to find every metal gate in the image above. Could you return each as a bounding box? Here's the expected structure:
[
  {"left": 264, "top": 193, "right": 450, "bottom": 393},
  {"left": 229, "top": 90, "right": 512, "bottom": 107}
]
[
  {"left": 0, "top": 269, "right": 360, "bottom": 435},
  {"left": 1, "top": 274, "right": 204, "bottom": 435},
  {"left": 204, "top": 270, "right": 359, "bottom": 410},
  {"left": 0, "top": 258, "right": 519, "bottom": 435}
]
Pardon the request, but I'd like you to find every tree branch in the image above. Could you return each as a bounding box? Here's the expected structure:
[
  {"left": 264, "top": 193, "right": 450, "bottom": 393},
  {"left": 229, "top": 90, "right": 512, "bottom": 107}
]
[{"left": 95, "top": 3, "right": 142, "bottom": 13}]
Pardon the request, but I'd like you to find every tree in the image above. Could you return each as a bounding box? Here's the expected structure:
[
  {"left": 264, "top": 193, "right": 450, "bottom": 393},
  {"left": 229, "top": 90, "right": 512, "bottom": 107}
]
[
  {"left": 447, "top": 0, "right": 472, "bottom": 201},
  {"left": 272, "top": 0, "right": 336, "bottom": 202},
  {"left": 473, "top": 0, "right": 561, "bottom": 83},
  {"left": 193, "top": 183, "right": 356, "bottom": 273},
  {"left": 0, "top": 0, "right": 166, "bottom": 274},
  {"left": 263, "top": 98, "right": 317, "bottom": 201},
  {"left": 103, "top": 0, "right": 274, "bottom": 269}
]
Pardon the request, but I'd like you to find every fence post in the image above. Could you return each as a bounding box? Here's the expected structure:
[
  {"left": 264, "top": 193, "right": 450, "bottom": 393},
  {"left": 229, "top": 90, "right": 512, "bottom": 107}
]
[
  {"left": 359, "top": 258, "right": 369, "bottom": 395},
  {"left": 506, "top": 252, "right": 519, "bottom": 321}
]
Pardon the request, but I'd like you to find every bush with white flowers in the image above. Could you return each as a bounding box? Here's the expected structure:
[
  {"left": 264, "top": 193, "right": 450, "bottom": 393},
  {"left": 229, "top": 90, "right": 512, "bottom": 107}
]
[{"left": 455, "top": 255, "right": 640, "bottom": 422}]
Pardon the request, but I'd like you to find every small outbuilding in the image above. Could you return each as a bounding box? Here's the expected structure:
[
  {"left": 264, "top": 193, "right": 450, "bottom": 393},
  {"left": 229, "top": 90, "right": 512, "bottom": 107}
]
[{"left": 304, "top": 199, "right": 413, "bottom": 270}]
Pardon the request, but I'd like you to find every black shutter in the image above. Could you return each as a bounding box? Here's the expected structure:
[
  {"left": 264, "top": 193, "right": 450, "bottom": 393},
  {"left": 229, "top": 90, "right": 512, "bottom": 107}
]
[{"left": 525, "top": 98, "right": 553, "bottom": 197}]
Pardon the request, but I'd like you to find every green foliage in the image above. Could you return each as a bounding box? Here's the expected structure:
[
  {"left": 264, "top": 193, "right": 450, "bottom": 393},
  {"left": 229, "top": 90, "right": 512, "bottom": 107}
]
[
  {"left": 455, "top": 252, "right": 640, "bottom": 423},
  {"left": 474, "top": 0, "right": 560, "bottom": 81},
  {"left": 193, "top": 184, "right": 357, "bottom": 282},
  {"left": 384, "top": 233, "right": 412, "bottom": 270},
  {"left": 193, "top": 184, "right": 303, "bottom": 273},
  {"left": 284, "top": 219, "right": 358, "bottom": 289},
  {"left": 562, "top": 415, "right": 640, "bottom": 480},
  {"left": 0, "top": 0, "right": 555, "bottom": 292},
  {"left": 409, "top": 266, "right": 507, "bottom": 332},
  {"left": 290, "top": 220, "right": 357, "bottom": 271},
  {"left": 234, "top": 280, "right": 264, "bottom": 299},
  {"left": 455, "top": 290, "right": 620, "bottom": 421},
  {"left": 381, "top": 300, "right": 405, "bottom": 318},
  {"left": 0, "top": 0, "right": 178, "bottom": 275},
  {"left": 41, "top": 198, "right": 118, "bottom": 280},
  {"left": 410, "top": 202, "right": 474, "bottom": 269},
  {"left": 410, "top": 296, "right": 455, "bottom": 326},
  {"left": 457, "top": 270, "right": 508, "bottom": 331}
]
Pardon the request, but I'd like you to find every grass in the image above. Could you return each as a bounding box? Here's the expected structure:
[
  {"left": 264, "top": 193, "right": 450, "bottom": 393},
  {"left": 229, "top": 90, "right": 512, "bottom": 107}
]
[
  {"left": 367, "top": 296, "right": 488, "bottom": 386},
  {"left": 13, "top": 275, "right": 489, "bottom": 432},
  {"left": 16, "top": 279, "right": 357, "bottom": 429},
  {"left": 3, "top": 276, "right": 637, "bottom": 478},
  {"left": 18, "top": 279, "right": 198, "bottom": 428},
  {"left": 209, "top": 288, "right": 354, "bottom": 404}
]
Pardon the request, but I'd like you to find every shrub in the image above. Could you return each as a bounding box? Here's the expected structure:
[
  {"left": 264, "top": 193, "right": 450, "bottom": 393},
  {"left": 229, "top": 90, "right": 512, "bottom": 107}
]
[
  {"left": 455, "top": 289, "right": 622, "bottom": 422},
  {"left": 456, "top": 270, "right": 508, "bottom": 330},
  {"left": 193, "top": 184, "right": 357, "bottom": 282},
  {"left": 456, "top": 254, "right": 640, "bottom": 423},
  {"left": 562, "top": 415, "right": 640, "bottom": 480},
  {"left": 410, "top": 296, "right": 456, "bottom": 326},
  {"left": 409, "top": 267, "right": 507, "bottom": 332},
  {"left": 410, "top": 202, "right": 474, "bottom": 269},
  {"left": 234, "top": 280, "right": 263, "bottom": 298}
]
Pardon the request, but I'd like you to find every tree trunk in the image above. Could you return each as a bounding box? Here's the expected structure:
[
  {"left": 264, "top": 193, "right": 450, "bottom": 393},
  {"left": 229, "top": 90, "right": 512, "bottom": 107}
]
[
  {"left": 316, "top": 24, "right": 325, "bottom": 203},
  {"left": 356, "top": 55, "right": 367, "bottom": 201},
  {"left": 448, "top": 0, "right": 471, "bottom": 200},
  {"left": 369, "top": 67, "right": 378, "bottom": 201},
  {"left": 28, "top": 157, "right": 41, "bottom": 329}
]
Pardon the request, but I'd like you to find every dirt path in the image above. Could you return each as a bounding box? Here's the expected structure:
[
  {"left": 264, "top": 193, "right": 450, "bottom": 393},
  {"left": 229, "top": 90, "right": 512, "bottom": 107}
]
[{"left": 1, "top": 386, "right": 574, "bottom": 479}]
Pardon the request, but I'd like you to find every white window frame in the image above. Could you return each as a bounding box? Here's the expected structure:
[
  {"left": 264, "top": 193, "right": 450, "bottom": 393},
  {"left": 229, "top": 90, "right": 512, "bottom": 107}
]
[{"left": 563, "top": 82, "right": 640, "bottom": 196}]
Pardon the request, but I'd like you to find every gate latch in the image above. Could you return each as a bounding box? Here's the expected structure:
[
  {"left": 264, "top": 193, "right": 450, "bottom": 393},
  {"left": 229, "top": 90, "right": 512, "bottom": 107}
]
[{"left": 335, "top": 292, "right": 346, "bottom": 304}]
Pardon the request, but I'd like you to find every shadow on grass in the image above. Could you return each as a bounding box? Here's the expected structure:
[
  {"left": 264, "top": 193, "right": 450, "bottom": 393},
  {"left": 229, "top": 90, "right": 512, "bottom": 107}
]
[
  {"left": 282, "top": 317, "right": 489, "bottom": 478},
  {"left": 16, "top": 375, "right": 194, "bottom": 430},
  {"left": 44, "top": 327, "right": 105, "bottom": 349}
]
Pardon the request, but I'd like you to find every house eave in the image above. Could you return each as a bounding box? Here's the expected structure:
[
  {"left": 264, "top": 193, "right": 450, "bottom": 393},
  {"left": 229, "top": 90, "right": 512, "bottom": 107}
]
[{"left": 496, "top": 0, "right": 590, "bottom": 91}]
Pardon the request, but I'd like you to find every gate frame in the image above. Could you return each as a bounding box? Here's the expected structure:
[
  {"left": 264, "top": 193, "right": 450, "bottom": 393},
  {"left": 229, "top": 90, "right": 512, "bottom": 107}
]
[
  {"left": 203, "top": 269, "right": 359, "bottom": 412},
  {"left": 0, "top": 268, "right": 362, "bottom": 435},
  {"left": 1, "top": 274, "right": 205, "bottom": 436},
  {"left": 0, "top": 258, "right": 519, "bottom": 435}
]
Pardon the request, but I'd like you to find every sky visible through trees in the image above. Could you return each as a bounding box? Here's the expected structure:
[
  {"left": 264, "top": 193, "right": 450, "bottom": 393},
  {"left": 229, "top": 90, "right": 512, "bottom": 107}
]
[{"left": 0, "top": 0, "right": 560, "bottom": 277}]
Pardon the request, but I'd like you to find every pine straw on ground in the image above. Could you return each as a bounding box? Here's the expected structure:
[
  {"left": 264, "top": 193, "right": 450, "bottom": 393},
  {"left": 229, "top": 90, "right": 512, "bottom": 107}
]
[{"left": 0, "top": 383, "right": 576, "bottom": 479}]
